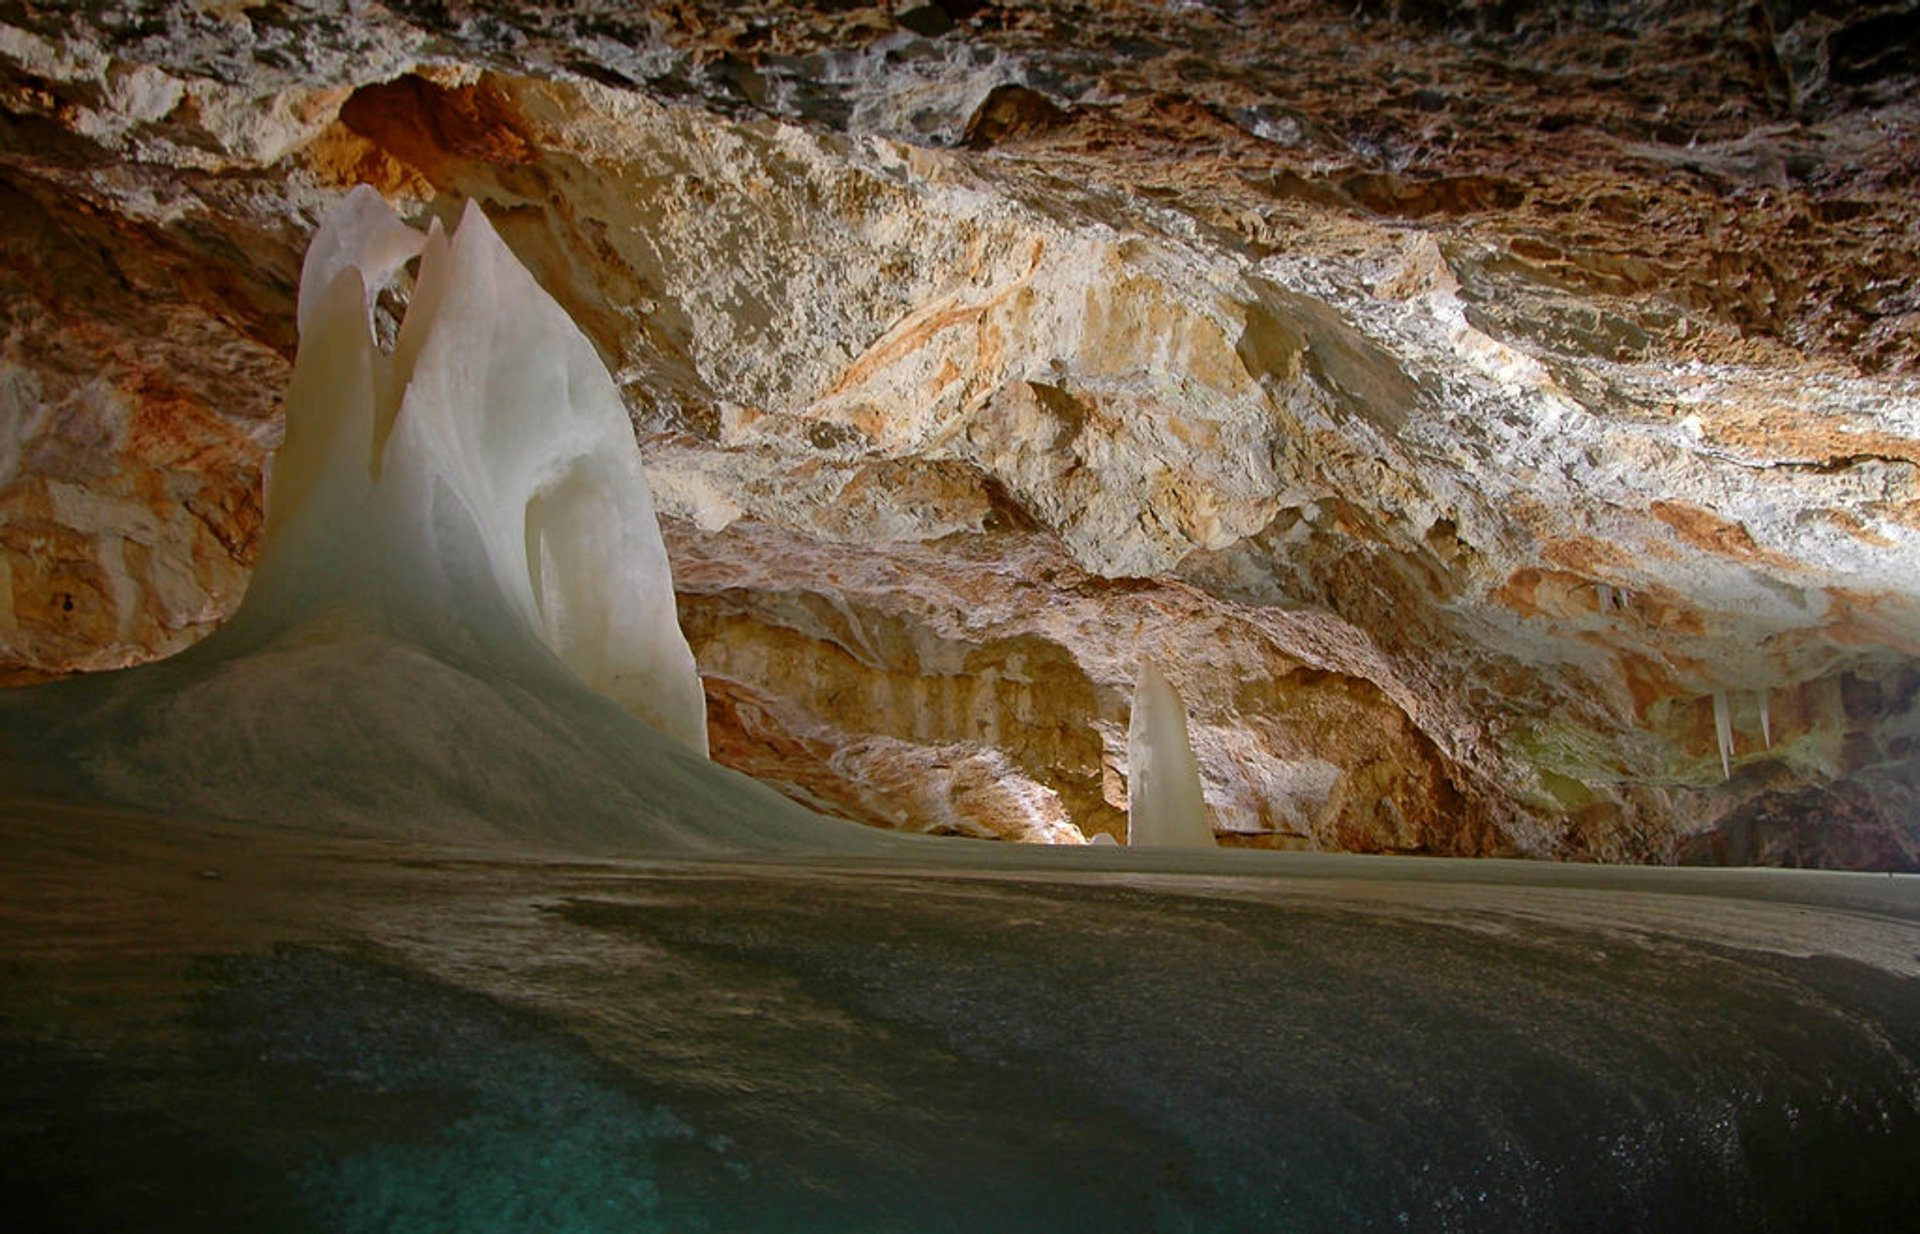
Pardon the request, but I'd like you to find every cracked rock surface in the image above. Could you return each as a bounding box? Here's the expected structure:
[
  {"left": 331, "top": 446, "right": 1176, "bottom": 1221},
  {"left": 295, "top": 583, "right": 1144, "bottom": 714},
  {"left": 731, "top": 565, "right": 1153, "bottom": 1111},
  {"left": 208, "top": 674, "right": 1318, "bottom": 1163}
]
[{"left": 3, "top": 0, "right": 1918, "bottom": 865}]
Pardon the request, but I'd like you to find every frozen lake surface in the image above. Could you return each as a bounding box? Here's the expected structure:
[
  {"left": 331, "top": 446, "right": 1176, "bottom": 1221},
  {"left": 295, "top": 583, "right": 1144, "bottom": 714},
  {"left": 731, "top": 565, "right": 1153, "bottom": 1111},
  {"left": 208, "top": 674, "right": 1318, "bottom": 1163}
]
[{"left": 4, "top": 795, "right": 1917, "bottom": 1233}]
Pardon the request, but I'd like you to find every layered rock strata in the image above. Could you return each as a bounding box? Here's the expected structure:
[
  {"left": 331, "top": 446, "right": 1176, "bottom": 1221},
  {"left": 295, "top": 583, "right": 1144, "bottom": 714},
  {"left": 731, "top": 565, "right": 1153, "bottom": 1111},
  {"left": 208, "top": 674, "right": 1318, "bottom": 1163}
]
[{"left": 3, "top": 2, "right": 1917, "bottom": 864}]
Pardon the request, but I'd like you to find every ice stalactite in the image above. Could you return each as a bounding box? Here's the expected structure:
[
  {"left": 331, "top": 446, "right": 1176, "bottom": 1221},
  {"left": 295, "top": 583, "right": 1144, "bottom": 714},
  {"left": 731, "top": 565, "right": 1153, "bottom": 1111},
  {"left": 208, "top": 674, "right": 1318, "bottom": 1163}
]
[
  {"left": 1758, "top": 690, "right": 1773, "bottom": 749},
  {"left": 1126, "top": 660, "right": 1218, "bottom": 848},
  {"left": 1713, "top": 690, "right": 1735, "bottom": 781}
]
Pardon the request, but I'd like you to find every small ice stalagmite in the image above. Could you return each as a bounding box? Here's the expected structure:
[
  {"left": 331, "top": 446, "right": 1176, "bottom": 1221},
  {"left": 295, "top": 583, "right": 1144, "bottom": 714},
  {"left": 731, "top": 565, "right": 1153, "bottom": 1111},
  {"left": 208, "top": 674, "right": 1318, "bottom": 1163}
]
[
  {"left": 1126, "top": 659, "right": 1217, "bottom": 848},
  {"left": 1712, "top": 689, "right": 1735, "bottom": 781}
]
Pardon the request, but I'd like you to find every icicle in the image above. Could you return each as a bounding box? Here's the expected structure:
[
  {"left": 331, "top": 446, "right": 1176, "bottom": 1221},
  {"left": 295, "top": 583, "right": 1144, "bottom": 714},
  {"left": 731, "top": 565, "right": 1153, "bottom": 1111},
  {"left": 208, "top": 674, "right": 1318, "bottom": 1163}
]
[
  {"left": 1712, "top": 690, "right": 1734, "bottom": 780},
  {"left": 1595, "top": 584, "right": 1614, "bottom": 614},
  {"left": 1758, "top": 689, "right": 1772, "bottom": 749}
]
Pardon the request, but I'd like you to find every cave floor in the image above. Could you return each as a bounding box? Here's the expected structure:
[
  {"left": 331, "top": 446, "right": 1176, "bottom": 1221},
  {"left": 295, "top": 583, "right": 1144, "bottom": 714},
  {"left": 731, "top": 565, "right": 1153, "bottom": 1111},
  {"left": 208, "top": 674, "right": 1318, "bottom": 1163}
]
[{"left": 3, "top": 794, "right": 1918, "bottom": 1233}]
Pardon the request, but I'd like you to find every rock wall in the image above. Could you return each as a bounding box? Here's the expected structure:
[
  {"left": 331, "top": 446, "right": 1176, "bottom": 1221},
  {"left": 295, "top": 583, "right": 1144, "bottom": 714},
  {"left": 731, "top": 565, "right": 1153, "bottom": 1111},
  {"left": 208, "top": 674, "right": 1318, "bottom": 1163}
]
[{"left": 3, "top": 1, "right": 1917, "bottom": 865}]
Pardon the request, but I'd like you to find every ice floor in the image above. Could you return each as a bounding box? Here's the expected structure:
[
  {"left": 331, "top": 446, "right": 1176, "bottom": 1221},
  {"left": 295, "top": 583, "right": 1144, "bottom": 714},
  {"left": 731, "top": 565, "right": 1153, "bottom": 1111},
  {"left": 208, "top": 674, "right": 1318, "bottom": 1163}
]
[{"left": 3, "top": 797, "right": 1917, "bottom": 1233}]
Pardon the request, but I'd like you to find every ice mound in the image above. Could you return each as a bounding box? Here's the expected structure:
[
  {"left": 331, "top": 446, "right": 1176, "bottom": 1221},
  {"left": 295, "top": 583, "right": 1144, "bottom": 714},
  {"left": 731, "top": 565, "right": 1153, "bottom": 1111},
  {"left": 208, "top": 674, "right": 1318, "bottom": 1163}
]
[
  {"left": 1126, "top": 660, "right": 1217, "bottom": 848},
  {"left": 0, "top": 188, "right": 887, "bottom": 855}
]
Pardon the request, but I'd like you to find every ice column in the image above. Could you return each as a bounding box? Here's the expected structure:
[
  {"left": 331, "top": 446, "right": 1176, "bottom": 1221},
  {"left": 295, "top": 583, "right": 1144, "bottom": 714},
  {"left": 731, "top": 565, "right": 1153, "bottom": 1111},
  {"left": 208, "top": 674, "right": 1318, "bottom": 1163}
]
[
  {"left": 261, "top": 186, "right": 709, "bottom": 754},
  {"left": 1126, "top": 660, "right": 1217, "bottom": 848}
]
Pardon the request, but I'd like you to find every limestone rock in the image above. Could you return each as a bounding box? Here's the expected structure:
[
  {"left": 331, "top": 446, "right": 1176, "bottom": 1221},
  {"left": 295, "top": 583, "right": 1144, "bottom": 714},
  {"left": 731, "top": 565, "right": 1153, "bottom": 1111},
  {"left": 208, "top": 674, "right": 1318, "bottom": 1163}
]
[{"left": 3, "top": 1, "right": 1918, "bottom": 866}]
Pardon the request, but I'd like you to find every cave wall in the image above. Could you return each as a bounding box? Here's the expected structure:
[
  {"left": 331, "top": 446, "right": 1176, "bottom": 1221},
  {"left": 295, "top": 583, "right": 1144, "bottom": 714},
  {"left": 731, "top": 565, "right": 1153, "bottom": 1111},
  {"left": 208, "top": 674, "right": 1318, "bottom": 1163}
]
[{"left": 3, "top": 1, "right": 1918, "bottom": 864}]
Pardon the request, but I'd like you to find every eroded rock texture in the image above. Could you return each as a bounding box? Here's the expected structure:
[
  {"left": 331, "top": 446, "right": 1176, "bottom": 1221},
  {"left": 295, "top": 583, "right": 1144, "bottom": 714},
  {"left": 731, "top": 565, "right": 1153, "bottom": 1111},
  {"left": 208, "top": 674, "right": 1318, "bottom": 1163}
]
[{"left": 3, "top": 1, "right": 1918, "bottom": 864}]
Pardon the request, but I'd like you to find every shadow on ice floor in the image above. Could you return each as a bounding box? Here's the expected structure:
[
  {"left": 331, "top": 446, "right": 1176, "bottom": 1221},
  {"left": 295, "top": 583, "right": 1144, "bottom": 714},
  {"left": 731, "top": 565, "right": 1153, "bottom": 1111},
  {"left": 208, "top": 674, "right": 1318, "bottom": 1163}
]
[{"left": 3, "top": 793, "right": 1919, "bottom": 1233}]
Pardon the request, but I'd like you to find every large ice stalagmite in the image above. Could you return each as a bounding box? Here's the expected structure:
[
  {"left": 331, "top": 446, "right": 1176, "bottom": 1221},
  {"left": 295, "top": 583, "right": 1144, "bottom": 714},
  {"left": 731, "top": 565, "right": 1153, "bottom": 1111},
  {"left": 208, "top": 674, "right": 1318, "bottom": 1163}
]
[
  {"left": 0, "top": 186, "right": 892, "bottom": 854},
  {"left": 1126, "top": 660, "right": 1217, "bottom": 848},
  {"left": 262, "top": 186, "right": 708, "bottom": 754}
]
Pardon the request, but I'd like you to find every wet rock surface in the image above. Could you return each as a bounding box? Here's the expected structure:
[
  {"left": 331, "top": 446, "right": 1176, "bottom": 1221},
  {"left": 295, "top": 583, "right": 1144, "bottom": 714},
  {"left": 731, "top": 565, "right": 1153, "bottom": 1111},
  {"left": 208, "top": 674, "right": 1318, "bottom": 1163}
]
[{"left": 3, "top": 1, "right": 1919, "bottom": 863}]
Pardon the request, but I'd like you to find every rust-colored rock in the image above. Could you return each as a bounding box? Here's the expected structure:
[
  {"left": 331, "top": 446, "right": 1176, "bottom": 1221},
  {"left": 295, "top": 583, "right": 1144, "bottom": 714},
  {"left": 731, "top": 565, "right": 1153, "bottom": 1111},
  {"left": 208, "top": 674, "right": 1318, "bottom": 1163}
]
[{"left": 2, "top": 1, "right": 1918, "bottom": 866}]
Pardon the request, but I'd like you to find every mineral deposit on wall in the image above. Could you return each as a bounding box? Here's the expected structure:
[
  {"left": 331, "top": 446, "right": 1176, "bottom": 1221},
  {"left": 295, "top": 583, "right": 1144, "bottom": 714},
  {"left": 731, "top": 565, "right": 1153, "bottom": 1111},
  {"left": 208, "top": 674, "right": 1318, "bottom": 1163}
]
[{"left": 3, "top": 1, "right": 1917, "bottom": 866}]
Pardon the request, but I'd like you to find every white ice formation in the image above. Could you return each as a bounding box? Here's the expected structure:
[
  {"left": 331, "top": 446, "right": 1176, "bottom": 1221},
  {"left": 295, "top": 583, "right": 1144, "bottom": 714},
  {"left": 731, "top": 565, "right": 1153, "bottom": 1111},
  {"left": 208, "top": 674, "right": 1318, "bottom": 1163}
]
[
  {"left": 1126, "top": 660, "right": 1218, "bottom": 848},
  {"left": 1758, "top": 689, "right": 1773, "bottom": 750},
  {"left": 268, "top": 186, "right": 708, "bottom": 754},
  {"left": 1713, "top": 689, "right": 1735, "bottom": 781}
]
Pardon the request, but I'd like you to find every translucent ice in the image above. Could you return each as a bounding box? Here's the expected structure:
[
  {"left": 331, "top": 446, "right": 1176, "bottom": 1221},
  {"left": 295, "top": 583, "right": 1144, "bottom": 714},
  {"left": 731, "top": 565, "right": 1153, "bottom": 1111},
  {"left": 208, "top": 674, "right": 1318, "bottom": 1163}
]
[
  {"left": 1126, "top": 660, "right": 1217, "bottom": 848},
  {"left": 264, "top": 187, "right": 708, "bottom": 754},
  {"left": 1713, "top": 689, "right": 1734, "bottom": 780},
  {"left": 1758, "top": 689, "right": 1773, "bottom": 750}
]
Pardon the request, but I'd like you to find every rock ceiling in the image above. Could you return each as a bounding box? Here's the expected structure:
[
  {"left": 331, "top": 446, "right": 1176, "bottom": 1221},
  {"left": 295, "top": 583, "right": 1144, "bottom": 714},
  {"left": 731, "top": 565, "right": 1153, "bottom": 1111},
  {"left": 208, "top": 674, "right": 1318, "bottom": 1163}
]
[{"left": 3, "top": 0, "right": 1918, "bottom": 865}]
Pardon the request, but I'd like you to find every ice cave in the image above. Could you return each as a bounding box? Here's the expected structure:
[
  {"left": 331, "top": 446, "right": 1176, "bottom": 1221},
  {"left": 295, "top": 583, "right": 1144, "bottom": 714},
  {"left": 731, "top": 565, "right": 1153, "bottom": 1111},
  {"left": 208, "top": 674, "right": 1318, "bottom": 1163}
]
[{"left": 3, "top": 3, "right": 1919, "bottom": 1231}]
